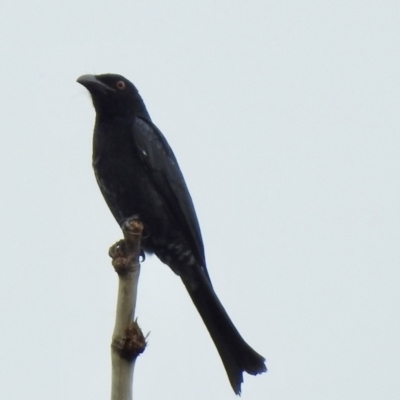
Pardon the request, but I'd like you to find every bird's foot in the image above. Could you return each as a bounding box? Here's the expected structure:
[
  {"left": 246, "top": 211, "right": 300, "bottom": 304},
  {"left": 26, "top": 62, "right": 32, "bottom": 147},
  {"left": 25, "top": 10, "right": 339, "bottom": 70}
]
[
  {"left": 109, "top": 216, "right": 144, "bottom": 274},
  {"left": 109, "top": 240, "right": 129, "bottom": 273}
]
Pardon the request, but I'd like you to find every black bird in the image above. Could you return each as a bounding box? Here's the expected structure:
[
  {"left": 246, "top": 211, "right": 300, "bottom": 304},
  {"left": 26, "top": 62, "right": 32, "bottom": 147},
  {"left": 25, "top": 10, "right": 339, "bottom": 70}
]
[{"left": 77, "top": 73, "right": 266, "bottom": 394}]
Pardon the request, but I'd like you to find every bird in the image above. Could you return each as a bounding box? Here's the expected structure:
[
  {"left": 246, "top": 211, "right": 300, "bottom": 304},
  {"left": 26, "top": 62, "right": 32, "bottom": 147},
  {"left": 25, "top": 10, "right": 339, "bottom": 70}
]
[{"left": 77, "top": 73, "right": 267, "bottom": 394}]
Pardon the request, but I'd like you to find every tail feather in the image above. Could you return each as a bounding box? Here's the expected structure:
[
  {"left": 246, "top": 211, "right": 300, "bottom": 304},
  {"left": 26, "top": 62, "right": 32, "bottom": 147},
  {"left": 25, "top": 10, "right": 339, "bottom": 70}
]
[{"left": 180, "top": 265, "right": 267, "bottom": 395}]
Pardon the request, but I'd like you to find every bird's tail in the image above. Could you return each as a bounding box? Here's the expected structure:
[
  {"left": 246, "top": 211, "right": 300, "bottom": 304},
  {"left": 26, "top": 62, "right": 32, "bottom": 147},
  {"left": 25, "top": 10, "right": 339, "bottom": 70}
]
[{"left": 180, "top": 265, "right": 267, "bottom": 395}]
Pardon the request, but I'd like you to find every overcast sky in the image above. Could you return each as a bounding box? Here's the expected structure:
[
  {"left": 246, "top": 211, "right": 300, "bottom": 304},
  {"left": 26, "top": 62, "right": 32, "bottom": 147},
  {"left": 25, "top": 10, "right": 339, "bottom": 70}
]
[{"left": 1, "top": 1, "right": 399, "bottom": 399}]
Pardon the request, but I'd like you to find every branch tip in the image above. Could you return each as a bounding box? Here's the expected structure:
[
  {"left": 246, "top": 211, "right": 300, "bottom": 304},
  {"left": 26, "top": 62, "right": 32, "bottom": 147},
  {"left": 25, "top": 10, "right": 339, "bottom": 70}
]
[{"left": 122, "top": 216, "right": 144, "bottom": 239}]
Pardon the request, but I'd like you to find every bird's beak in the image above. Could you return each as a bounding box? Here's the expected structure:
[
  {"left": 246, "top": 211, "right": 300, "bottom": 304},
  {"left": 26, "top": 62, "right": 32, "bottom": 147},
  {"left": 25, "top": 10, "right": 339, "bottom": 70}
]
[{"left": 77, "top": 74, "right": 115, "bottom": 94}]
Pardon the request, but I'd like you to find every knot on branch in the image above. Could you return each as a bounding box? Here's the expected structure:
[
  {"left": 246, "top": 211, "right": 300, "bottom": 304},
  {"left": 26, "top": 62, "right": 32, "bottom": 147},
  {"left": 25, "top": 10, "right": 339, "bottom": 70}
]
[{"left": 112, "top": 320, "right": 147, "bottom": 361}]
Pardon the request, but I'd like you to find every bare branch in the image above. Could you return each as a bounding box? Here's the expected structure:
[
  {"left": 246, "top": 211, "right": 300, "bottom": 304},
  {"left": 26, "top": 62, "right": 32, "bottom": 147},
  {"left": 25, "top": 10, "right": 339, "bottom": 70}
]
[{"left": 109, "top": 217, "right": 146, "bottom": 400}]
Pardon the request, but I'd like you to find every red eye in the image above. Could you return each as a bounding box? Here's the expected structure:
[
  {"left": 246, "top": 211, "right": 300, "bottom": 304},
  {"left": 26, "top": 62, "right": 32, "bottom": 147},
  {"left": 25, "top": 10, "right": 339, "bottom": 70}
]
[{"left": 116, "top": 81, "right": 126, "bottom": 90}]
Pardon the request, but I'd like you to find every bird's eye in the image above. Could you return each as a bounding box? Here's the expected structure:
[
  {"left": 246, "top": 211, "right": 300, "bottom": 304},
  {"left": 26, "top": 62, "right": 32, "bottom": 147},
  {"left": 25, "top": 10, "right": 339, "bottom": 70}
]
[{"left": 116, "top": 81, "right": 126, "bottom": 90}]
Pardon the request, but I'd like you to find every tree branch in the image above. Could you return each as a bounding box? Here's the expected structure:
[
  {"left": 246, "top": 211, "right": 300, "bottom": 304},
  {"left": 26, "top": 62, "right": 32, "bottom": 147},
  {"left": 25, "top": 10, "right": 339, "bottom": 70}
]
[{"left": 108, "top": 217, "right": 147, "bottom": 400}]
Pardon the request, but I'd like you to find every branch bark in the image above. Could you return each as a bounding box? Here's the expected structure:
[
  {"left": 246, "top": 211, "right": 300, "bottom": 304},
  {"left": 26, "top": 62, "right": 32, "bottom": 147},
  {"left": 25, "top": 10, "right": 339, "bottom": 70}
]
[{"left": 108, "top": 217, "right": 147, "bottom": 400}]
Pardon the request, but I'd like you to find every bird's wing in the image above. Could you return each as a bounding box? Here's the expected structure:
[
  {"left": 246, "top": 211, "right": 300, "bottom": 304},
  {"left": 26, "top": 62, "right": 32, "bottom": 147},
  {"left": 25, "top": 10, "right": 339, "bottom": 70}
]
[{"left": 132, "top": 117, "right": 209, "bottom": 278}]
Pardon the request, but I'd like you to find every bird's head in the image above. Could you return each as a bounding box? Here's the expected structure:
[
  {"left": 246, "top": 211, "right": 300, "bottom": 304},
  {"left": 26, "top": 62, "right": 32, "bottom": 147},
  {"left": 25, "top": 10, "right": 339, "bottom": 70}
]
[{"left": 77, "top": 73, "right": 150, "bottom": 120}]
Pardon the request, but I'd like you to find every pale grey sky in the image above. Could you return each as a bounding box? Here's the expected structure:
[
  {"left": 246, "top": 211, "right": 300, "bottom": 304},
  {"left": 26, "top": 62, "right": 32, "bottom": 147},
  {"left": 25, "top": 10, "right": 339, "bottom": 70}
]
[{"left": 0, "top": 1, "right": 399, "bottom": 399}]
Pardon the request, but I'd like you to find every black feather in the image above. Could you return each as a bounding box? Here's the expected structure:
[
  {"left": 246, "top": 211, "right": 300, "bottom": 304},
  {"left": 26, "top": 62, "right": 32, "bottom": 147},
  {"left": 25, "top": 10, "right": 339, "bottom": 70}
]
[{"left": 77, "top": 73, "right": 267, "bottom": 394}]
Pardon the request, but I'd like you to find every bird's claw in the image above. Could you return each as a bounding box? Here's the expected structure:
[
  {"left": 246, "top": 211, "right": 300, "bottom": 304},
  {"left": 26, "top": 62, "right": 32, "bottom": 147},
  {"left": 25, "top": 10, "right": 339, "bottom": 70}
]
[
  {"left": 122, "top": 215, "right": 143, "bottom": 236},
  {"left": 139, "top": 249, "right": 146, "bottom": 262}
]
